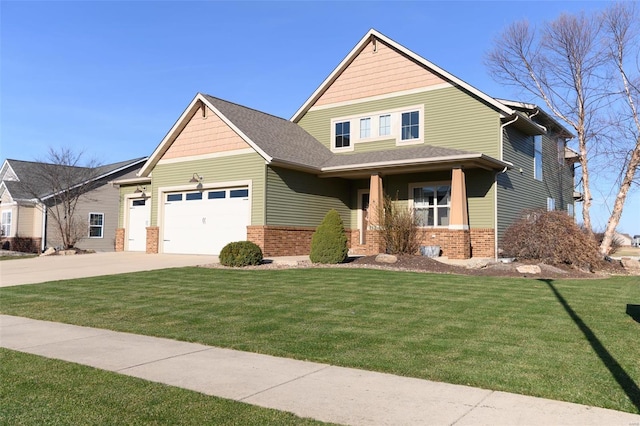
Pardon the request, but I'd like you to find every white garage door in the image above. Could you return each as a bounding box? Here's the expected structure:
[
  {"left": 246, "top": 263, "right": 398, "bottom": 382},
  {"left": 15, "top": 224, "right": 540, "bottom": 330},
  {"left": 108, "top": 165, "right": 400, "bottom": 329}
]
[{"left": 162, "top": 187, "right": 250, "bottom": 255}]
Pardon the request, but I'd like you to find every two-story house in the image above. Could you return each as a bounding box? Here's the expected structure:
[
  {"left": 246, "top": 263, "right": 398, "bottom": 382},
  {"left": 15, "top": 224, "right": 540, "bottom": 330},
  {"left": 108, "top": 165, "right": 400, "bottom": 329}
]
[{"left": 114, "top": 30, "right": 576, "bottom": 259}]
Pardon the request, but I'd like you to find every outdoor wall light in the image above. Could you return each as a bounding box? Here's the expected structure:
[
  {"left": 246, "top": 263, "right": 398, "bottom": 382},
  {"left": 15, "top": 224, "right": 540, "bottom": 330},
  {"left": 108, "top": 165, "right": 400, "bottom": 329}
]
[
  {"left": 189, "top": 173, "right": 203, "bottom": 183},
  {"left": 134, "top": 185, "right": 147, "bottom": 197}
]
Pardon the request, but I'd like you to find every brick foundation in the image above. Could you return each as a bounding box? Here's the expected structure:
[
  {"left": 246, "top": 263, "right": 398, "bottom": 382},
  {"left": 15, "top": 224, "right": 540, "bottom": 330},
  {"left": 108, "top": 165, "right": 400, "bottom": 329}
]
[
  {"left": 115, "top": 228, "right": 125, "bottom": 252},
  {"left": 470, "top": 228, "right": 495, "bottom": 258},
  {"left": 415, "top": 228, "right": 471, "bottom": 259},
  {"left": 146, "top": 226, "right": 159, "bottom": 254},
  {"left": 247, "top": 225, "right": 357, "bottom": 257}
]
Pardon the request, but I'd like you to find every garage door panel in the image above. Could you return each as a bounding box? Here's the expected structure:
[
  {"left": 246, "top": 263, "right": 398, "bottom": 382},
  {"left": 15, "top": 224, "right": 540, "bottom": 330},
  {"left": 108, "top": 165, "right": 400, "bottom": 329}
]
[{"left": 162, "top": 189, "right": 250, "bottom": 255}]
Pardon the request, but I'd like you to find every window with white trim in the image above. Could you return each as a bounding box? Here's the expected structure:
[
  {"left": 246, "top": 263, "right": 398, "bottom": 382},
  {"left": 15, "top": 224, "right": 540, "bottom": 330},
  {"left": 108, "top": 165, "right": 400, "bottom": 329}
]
[
  {"left": 88, "top": 213, "right": 104, "bottom": 238},
  {"left": 534, "top": 135, "right": 543, "bottom": 181},
  {"left": 410, "top": 183, "right": 451, "bottom": 227},
  {"left": 379, "top": 114, "right": 391, "bottom": 136},
  {"left": 567, "top": 203, "right": 574, "bottom": 217},
  {"left": 401, "top": 111, "right": 420, "bottom": 141},
  {"left": 1, "top": 211, "right": 11, "bottom": 237},
  {"left": 360, "top": 117, "right": 371, "bottom": 139},
  {"left": 335, "top": 121, "right": 350, "bottom": 148},
  {"left": 547, "top": 197, "right": 555, "bottom": 211}
]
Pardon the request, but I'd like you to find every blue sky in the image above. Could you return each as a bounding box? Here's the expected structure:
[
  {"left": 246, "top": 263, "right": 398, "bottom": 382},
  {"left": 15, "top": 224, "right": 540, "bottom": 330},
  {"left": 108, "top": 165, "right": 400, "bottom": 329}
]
[{"left": 1, "top": 1, "right": 637, "bottom": 235}]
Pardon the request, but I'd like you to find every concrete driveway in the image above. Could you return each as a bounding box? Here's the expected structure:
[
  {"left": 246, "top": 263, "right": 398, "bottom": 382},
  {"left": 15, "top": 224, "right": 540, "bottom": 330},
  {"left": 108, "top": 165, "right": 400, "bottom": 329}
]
[{"left": 0, "top": 252, "right": 218, "bottom": 287}]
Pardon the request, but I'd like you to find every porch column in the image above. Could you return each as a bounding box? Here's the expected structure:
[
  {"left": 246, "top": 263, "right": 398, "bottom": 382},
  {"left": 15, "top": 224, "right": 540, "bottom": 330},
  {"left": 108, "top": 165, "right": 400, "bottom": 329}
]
[
  {"left": 368, "top": 173, "right": 384, "bottom": 226},
  {"left": 450, "top": 167, "right": 469, "bottom": 230}
]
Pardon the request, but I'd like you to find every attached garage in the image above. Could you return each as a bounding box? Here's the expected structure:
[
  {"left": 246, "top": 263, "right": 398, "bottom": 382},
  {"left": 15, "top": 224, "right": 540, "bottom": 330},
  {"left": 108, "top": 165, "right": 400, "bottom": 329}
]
[{"left": 162, "top": 187, "right": 250, "bottom": 255}]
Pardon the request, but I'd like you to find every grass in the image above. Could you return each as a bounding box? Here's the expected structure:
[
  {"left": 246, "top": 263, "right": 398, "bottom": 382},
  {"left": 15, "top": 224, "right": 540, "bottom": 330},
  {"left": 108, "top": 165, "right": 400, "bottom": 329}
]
[
  {"left": 0, "top": 348, "right": 327, "bottom": 425},
  {"left": 1, "top": 267, "right": 639, "bottom": 414},
  {"left": 0, "top": 255, "right": 37, "bottom": 261}
]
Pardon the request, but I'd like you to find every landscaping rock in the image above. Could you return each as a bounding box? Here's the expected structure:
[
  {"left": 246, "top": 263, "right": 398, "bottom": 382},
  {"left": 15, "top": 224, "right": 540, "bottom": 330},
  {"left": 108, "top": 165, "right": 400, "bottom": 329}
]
[
  {"left": 375, "top": 254, "right": 398, "bottom": 264},
  {"left": 516, "top": 265, "right": 542, "bottom": 274},
  {"left": 41, "top": 247, "right": 56, "bottom": 256},
  {"left": 58, "top": 250, "right": 77, "bottom": 256},
  {"left": 621, "top": 257, "right": 640, "bottom": 275}
]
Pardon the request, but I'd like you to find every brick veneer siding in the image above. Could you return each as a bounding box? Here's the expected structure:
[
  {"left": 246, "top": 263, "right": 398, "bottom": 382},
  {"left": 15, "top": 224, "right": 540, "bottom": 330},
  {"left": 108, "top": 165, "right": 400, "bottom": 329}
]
[
  {"left": 0, "top": 237, "right": 41, "bottom": 253},
  {"left": 146, "top": 226, "right": 159, "bottom": 254},
  {"left": 247, "top": 225, "right": 356, "bottom": 257},
  {"left": 115, "top": 228, "right": 125, "bottom": 252},
  {"left": 415, "top": 228, "right": 471, "bottom": 259},
  {"left": 470, "top": 228, "right": 495, "bottom": 258}
]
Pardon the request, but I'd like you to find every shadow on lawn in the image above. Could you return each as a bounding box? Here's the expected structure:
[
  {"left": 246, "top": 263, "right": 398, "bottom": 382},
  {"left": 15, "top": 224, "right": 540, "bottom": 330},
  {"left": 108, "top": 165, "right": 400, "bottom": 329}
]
[{"left": 541, "top": 279, "right": 640, "bottom": 412}]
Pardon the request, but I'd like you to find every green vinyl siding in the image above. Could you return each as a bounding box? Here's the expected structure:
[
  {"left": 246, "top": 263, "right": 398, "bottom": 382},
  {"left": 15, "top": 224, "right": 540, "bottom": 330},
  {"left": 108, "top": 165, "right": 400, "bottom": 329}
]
[
  {"left": 298, "top": 86, "right": 501, "bottom": 157},
  {"left": 354, "top": 139, "right": 397, "bottom": 153},
  {"left": 150, "top": 153, "right": 266, "bottom": 226},
  {"left": 266, "top": 166, "right": 351, "bottom": 228},
  {"left": 497, "top": 127, "right": 575, "bottom": 242}
]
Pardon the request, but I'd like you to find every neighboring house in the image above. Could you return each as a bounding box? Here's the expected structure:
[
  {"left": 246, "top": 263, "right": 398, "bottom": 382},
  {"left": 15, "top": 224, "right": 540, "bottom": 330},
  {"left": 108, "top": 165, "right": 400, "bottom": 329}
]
[
  {"left": 615, "top": 233, "right": 633, "bottom": 247},
  {"left": 1, "top": 157, "right": 146, "bottom": 252},
  {"left": 114, "top": 29, "right": 577, "bottom": 259}
]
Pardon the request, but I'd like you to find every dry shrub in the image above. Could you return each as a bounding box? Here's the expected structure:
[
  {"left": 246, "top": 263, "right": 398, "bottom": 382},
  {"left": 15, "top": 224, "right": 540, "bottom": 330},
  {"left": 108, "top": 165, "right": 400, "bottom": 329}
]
[
  {"left": 501, "top": 209, "right": 602, "bottom": 271},
  {"left": 379, "top": 195, "right": 420, "bottom": 255},
  {"left": 593, "top": 231, "right": 623, "bottom": 255},
  {"left": 9, "top": 235, "right": 40, "bottom": 254}
]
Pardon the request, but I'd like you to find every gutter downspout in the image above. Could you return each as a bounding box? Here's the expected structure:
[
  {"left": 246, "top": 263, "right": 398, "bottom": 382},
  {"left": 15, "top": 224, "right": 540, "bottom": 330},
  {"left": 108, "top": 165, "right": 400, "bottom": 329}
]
[
  {"left": 40, "top": 202, "right": 47, "bottom": 252},
  {"left": 495, "top": 115, "right": 519, "bottom": 259}
]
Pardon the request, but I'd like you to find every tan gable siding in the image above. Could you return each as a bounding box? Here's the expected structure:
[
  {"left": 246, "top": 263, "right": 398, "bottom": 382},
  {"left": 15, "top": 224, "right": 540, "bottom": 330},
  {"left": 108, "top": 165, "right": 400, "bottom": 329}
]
[
  {"left": 299, "top": 87, "right": 501, "bottom": 157},
  {"left": 316, "top": 39, "right": 447, "bottom": 107},
  {"left": 150, "top": 152, "right": 266, "bottom": 227},
  {"left": 162, "top": 107, "right": 250, "bottom": 160},
  {"left": 266, "top": 166, "right": 351, "bottom": 228}
]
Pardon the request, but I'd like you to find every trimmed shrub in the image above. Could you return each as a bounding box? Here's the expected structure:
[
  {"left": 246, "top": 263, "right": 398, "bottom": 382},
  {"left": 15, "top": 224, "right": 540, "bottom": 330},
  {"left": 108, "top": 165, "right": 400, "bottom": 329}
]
[
  {"left": 379, "top": 195, "right": 420, "bottom": 255},
  {"left": 310, "top": 209, "right": 348, "bottom": 264},
  {"left": 219, "top": 241, "right": 263, "bottom": 267},
  {"left": 500, "top": 209, "right": 602, "bottom": 271}
]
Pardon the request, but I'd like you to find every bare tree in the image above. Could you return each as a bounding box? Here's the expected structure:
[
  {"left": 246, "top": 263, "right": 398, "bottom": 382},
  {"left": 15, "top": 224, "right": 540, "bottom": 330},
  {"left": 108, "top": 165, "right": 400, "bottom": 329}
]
[
  {"left": 486, "top": 2, "right": 639, "bottom": 255},
  {"left": 28, "top": 147, "right": 102, "bottom": 250}
]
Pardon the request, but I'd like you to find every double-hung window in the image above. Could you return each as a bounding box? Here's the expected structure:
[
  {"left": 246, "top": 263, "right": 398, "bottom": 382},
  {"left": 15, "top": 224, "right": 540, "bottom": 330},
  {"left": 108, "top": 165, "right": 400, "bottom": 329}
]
[
  {"left": 401, "top": 111, "right": 420, "bottom": 141},
  {"left": 534, "top": 135, "right": 543, "bottom": 181},
  {"left": 88, "top": 213, "right": 104, "bottom": 238},
  {"left": 411, "top": 184, "right": 451, "bottom": 227},
  {"left": 1, "top": 211, "right": 11, "bottom": 237},
  {"left": 335, "top": 121, "right": 351, "bottom": 148}
]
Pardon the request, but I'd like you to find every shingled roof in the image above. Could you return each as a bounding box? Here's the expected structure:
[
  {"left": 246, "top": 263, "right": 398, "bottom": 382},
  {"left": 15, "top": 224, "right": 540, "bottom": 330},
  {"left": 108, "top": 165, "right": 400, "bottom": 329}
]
[{"left": 1, "top": 157, "right": 146, "bottom": 202}]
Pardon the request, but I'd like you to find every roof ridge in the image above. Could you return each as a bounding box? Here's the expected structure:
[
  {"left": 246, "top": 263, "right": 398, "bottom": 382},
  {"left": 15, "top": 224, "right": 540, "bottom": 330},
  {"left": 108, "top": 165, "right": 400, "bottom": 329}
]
[{"left": 202, "top": 94, "right": 291, "bottom": 123}]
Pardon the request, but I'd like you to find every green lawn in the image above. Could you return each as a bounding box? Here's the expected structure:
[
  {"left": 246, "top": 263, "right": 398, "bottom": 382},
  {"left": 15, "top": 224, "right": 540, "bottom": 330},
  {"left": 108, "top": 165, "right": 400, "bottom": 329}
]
[
  {"left": 0, "top": 348, "right": 328, "bottom": 425},
  {"left": 1, "top": 267, "right": 639, "bottom": 414}
]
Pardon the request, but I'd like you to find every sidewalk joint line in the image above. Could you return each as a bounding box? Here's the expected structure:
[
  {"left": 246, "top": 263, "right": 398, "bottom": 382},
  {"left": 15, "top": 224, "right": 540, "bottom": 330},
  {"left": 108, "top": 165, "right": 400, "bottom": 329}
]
[
  {"left": 238, "top": 365, "right": 332, "bottom": 402},
  {"left": 449, "top": 390, "right": 495, "bottom": 426},
  {"left": 116, "top": 347, "right": 214, "bottom": 372}
]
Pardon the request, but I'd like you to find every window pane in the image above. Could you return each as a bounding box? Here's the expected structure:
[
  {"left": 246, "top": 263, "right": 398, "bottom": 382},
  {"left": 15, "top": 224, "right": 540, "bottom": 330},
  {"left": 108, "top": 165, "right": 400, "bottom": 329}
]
[
  {"left": 208, "top": 191, "right": 225, "bottom": 199},
  {"left": 230, "top": 189, "right": 249, "bottom": 198},
  {"left": 360, "top": 118, "right": 371, "bottom": 138},
  {"left": 167, "top": 194, "right": 182, "bottom": 202},
  {"left": 436, "top": 186, "right": 451, "bottom": 206},
  {"left": 379, "top": 114, "right": 390, "bottom": 136},
  {"left": 437, "top": 207, "right": 449, "bottom": 226},
  {"left": 132, "top": 199, "right": 146, "bottom": 206},
  {"left": 335, "top": 121, "right": 350, "bottom": 148},
  {"left": 401, "top": 111, "right": 419, "bottom": 140},
  {"left": 89, "top": 214, "right": 103, "bottom": 226},
  {"left": 415, "top": 208, "right": 429, "bottom": 227},
  {"left": 186, "top": 192, "right": 203, "bottom": 201},
  {"left": 89, "top": 227, "right": 102, "bottom": 237}
]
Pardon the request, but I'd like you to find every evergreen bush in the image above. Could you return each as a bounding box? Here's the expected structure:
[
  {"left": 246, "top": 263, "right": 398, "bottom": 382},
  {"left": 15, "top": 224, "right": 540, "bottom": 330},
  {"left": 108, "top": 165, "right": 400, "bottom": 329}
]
[
  {"left": 219, "top": 241, "right": 263, "bottom": 267},
  {"left": 310, "top": 209, "right": 348, "bottom": 264}
]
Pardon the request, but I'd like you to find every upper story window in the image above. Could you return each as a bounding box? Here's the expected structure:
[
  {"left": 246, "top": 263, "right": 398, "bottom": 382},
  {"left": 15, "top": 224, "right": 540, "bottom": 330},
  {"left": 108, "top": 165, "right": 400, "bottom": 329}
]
[
  {"left": 534, "top": 135, "right": 543, "bottom": 181},
  {"left": 1, "top": 211, "right": 11, "bottom": 237},
  {"left": 379, "top": 114, "right": 391, "bottom": 136},
  {"left": 410, "top": 183, "right": 451, "bottom": 227},
  {"left": 335, "top": 121, "right": 351, "bottom": 149},
  {"left": 360, "top": 118, "right": 371, "bottom": 139},
  {"left": 88, "top": 213, "right": 104, "bottom": 238},
  {"left": 331, "top": 105, "right": 423, "bottom": 151},
  {"left": 557, "top": 138, "right": 565, "bottom": 165},
  {"left": 401, "top": 111, "right": 420, "bottom": 141}
]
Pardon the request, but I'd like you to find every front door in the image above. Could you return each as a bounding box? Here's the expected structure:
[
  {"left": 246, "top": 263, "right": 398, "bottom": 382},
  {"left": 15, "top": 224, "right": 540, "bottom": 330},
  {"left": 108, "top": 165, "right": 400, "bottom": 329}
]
[
  {"left": 359, "top": 191, "right": 370, "bottom": 245},
  {"left": 127, "top": 198, "right": 150, "bottom": 251}
]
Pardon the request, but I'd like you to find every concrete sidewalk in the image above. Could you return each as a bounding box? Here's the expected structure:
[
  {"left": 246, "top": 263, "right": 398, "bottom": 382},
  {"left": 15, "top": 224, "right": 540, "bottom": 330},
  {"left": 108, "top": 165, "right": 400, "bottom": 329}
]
[{"left": 2, "top": 315, "right": 638, "bottom": 425}]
